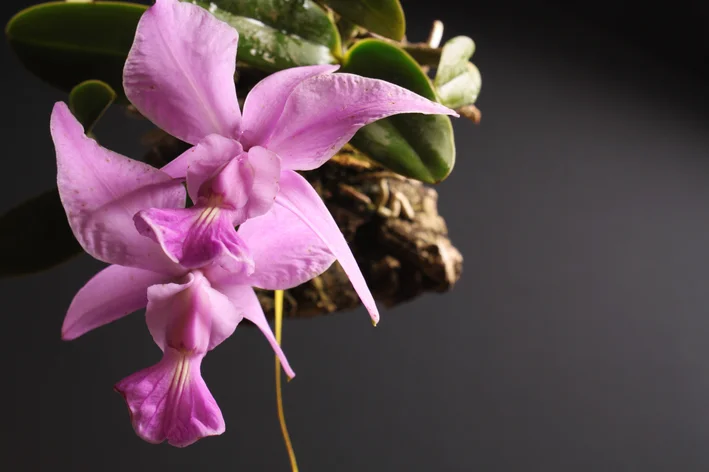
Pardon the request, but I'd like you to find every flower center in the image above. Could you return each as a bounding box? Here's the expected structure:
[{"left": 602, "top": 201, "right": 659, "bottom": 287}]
[
  {"left": 193, "top": 194, "right": 226, "bottom": 230},
  {"left": 196, "top": 205, "right": 221, "bottom": 226}
]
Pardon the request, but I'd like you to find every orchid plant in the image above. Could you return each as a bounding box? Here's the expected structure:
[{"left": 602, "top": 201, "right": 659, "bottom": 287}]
[{"left": 4, "top": 0, "right": 482, "bottom": 466}]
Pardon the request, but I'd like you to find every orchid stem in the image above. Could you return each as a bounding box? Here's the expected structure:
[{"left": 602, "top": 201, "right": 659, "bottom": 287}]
[{"left": 275, "top": 289, "right": 299, "bottom": 472}]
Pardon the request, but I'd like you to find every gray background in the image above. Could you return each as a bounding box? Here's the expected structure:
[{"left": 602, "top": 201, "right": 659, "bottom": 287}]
[{"left": 2, "top": 0, "right": 709, "bottom": 470}]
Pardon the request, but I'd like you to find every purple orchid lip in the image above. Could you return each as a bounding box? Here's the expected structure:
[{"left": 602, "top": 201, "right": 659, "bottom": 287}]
[
  {"left": 115, "top": 348, "right": 224, "bottom": 448},
  {"left": 131, "top": 136, "right": 283, "bottom": 271}
]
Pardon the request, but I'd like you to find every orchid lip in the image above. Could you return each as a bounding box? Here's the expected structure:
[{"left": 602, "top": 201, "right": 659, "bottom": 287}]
[
  {"left": 196, "top": 194, "right": 234, "bottom": 215},
  {"left": 134, "top": 203, "right": 254, "bottom": 271},
  {"left": 115, "top": 348, "right": 225, "bottom": 447},
  {"left": 167, "top": 352, "right": 192, "bottom": 408},
  {"left": 195, "top": 205, "right": 222, "bottom": 228}
]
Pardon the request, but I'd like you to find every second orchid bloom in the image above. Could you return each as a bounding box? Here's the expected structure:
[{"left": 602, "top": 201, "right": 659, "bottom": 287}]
[{"left": 53, "top": 0, "right": 456, "bottom": 447}]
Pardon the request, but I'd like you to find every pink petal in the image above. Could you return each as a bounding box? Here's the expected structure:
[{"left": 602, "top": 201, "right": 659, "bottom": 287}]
[
  {"left": 240, "top": 65, "right": 339, "bottom": 149},
  {"left": 115, "top": 348, "right": 225, "bottom": 447},
  {"left": 185, "top": 142, "right": 279, "bottom": 223},
  {"left": 265, "top": 73, "right": 458, "bottom": 171},
  {"left": 161, "top": 136, "right": 280, "bottom": 223},
  {"left": 51, "top": 102, "right": 185, "bottom": 274},
  {"left": 200, "top": 146, "right": 281, "bottom": 223},
  {"left": 134, "top": 206, "right": 254, "bottom": 272},
  {"left": 211, "top": 283, "right": 295, "bottom": 379},
  {"left": 182, "top": 135, "right": 244, "bottom": 201},
  {"left": 62, "top": 265, "right": 174, "bottom": 341},
  {"left": 237, "top": 203, "right": 335, "bottom": 290},
  {"left": 196, "top": 152, "right": 254, "bottom": 212},
  {"left": 276, "top": 170, "right": 379, "bottom": 324},
  {"left": 123, "top": 0, "right": 241, "bottom": 145},
  {"left": 238, "top": 146, "right": 281, "bottom": 221},
  {"left": 146, "top": 271, "right": 243, "bottom": 352},
  {"left": 160, "top": 152, "right": 189, "bottom": 180}
]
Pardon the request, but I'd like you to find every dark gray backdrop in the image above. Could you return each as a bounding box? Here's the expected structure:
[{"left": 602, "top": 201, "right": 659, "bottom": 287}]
[{"left": 3, "top": 0, "right": 709, "bottom": 470}]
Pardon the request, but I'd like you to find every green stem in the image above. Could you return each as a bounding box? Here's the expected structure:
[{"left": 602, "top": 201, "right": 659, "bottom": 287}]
[{"left": 275, "top": 290, "right": 299, "bottom": 472}]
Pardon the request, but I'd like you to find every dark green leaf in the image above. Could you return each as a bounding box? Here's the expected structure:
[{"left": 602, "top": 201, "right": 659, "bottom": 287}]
[
  {"left": 434, "top": 36, "right": 481, "bottom": 108},
  {"left": 6, "top": 1, "right": 339, "bottom": 98},
  {"left": 69, "top": 80, "right": 117, "bottom": 133},
  {"left": 5, "top": 1, "right": 147, "bottom": 101},
  {"left": 209, "top": 0, "right": 340, "bottom": 52},
  {"left": 322, "top": 0, "right": 405, "bottom": 41},
  {"left": 0, "top": 189, "right": 81, "bottom": 277},
  {"left": 193, "top": 1, "right": 338, "bottom": 71},
  {"left": 342, "top": 39, "right": 455, "bottom": 183}
]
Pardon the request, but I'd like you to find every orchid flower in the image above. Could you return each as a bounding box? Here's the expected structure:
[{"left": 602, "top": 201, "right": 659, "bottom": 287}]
[
  {"left": 122, "top": 0, "right": 458, "bottom": 325},
  {"left": 52, "top": 102, "right": 335, "bottom": 446}
]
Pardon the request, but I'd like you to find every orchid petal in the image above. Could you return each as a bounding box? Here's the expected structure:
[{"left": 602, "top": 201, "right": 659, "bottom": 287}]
[
  {"left": 62, "top": 265, "right": 174, "bottom": 341},
  {"left": 160, "top": 151, "right": 189, "bottom": 180},
  {"left": 276, "top": 170, "right": 379, "bottom": 324},
  {"left": 199, "top": 153, "right": 253, "bottom": 211},
  {"left": 146, "top": 271, "right": 244, "bottom": 353},
  {"left": 182, "top": 141, "right": 279, "bottom": 223},
  {"left": 182, "top": 135, "right": 244, "bottom": 202},
  {"left": 239, "top": 146, "right": 281, "bottom": 221},
  {"left": 211, "top": 284, "right": 295, "bottom": 379},
  {"left": 237, "top": 204, "right": 335, "bottom": 290},
  {"left": 161, "top": 136, "right": 280, "bottom": 223},
  {"left": 123, "top": 0, "right": 241, "bottom": 145},
  {"left": 240, "top": 65, "right": 339, "bottom": 148},
  {"left": 51, "top": 102, "right": 185, "bottom": 274},
  {"left": 134, "top": 207, "right": 254, "bottom": 272},
  {"left": 266, "top": 73, "right": 458, "bottom": 171},
  {"left": 115, "top": 348, "right": 225, "bottom": 447}
]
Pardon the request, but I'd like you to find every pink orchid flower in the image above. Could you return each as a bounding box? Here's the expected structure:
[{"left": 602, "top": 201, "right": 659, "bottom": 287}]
[
  {"left": 122, "top": 0, "right": 458, "bottom": 325},
  {"left": 52, "top": 103, "right": 335, "bottom": 446}
]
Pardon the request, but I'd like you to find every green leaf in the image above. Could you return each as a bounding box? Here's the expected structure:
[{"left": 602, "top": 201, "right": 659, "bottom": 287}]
[
  {"left": 435, "top": 36, "right": 475, "bottom": 85},
  {"left": 192, "top": 1, "right": 339, "bottom": 72},
  {"left": 6, "top": 1, "right": 339, "bottom": 98},
  {"left": 69, "top": 80, "right": 117, "bottom": 133},
  {"left": 0, "top": 189, "right": 81, "bottom": 277},
  {"left": 342, "top": 39, "right": 455, "bottom": 183},
  {"left": 208, "top": 0, "right": 340, "bottom": 51},
  {"left": 434, "top": 36, "right": 481, "bottom": 108},
  {"left": 5, "top": 1, "right": 147, "bottom": 101},
  {"left": 322, "top": 0, "right": 405, "bottom": 41}
]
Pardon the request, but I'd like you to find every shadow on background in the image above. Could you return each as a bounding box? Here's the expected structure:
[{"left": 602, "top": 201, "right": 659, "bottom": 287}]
[{"left": 1, "top": 0, "right": 709, "bottom": 470}]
